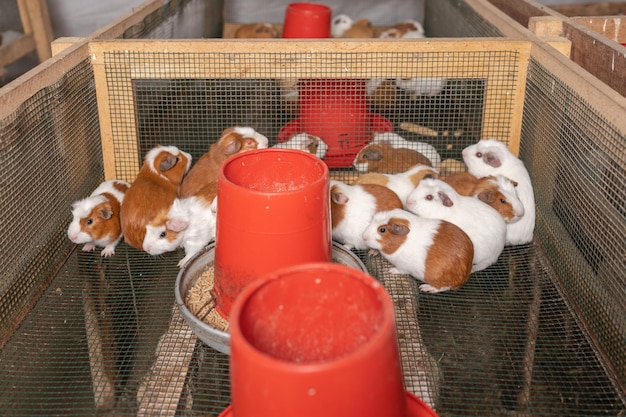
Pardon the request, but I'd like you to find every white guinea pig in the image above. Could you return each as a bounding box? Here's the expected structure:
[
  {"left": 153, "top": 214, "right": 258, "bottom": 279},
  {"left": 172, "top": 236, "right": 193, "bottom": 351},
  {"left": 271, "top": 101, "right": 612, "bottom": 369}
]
[
  {"left": 330, "top": 180, "right": 403, "bottom": 250},
  {"left": 362, "top": 208, "right": 473, "bottom": 293},
  {"left": 406, "top": 178, "right": 506, "bottom": 273},
  {"left": 331, "top": 14, "right": 354, "bottom": 37},
  {"left": 372, "top": 132, "right": 442, "bottom": 170},
  {"left": 394, "top": 77, "right": 447, "bottom": 97},
  {"left": 143, "top": 195, "right": 217, "bottom": 268},
  {"left": 461, "top": 138, "right": 535, "bottom": 245},
  {"left": 272, "top": 133, "right": 329, "bottom": 159},
  {"left": 67, "top": 179, "right": 130, "bottom": 257}
]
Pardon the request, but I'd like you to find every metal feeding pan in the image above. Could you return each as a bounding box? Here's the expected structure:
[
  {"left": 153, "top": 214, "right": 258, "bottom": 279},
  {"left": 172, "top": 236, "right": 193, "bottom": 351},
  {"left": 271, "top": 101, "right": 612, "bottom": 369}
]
[{"left": 175, "top": 241, "right": 368, "bottom": 355}]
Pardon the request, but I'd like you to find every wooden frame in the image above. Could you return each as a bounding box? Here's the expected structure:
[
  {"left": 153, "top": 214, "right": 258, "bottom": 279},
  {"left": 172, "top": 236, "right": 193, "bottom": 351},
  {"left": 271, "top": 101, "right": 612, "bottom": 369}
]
[
  {"left": 0, "top": 0, "right": 53, "bottom": 78},
  {"left": 89, "top": 38, "right": 531, "bottom": 182}
]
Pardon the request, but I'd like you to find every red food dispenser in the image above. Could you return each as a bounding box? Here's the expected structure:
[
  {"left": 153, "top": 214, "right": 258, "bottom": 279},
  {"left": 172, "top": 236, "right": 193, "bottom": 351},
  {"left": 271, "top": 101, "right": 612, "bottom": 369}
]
[{"left": 277, "top": 78, "right": 393, "bottom": 168}]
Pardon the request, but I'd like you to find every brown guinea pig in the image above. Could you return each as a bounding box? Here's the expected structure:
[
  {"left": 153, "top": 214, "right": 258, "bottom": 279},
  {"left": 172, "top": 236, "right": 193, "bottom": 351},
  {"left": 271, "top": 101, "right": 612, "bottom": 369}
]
[
  {"left": 67, "top": 179, "right": 130, "bottom": 257},
  {"left": 362, "top": 208, "right": 473, "bottom": 293},
  {"left": 442, "top": 172, "right": 525, "bottom": 223},
  {"left": 234, "top": 23, "right": 278, "bottom": 38},
  {"left": 179, "top": 126, "right": 269, "bottom": 202},
  {"left": 330, "top": 180, "right": 403, "bottom": 250},
  {"left": 353, "top": 142, "right": 432, "bottom": 174},
  {"left": 120, "top": 145, "right": 192, "bottom": 251}
]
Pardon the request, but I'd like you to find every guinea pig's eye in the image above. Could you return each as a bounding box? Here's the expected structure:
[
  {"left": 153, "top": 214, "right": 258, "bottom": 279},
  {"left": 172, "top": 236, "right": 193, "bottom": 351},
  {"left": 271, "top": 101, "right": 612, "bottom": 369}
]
[
  {"left": 500, "top": 198, "right": 507, "bottom": 204},
  {"left": 86, "top": 219, "right": 93, "bottom": 225},
  {"left": 476, "top": 152, "right": 482, "bottom": 158},
  {"left": 426, "top": 194, "right": 434, "bottom": 201},
  {"left": 159, "top": 231, "right": 167, "bottom": 239},
  {"left": 378, "top": 226, "right": 387, "bottom": 234}
]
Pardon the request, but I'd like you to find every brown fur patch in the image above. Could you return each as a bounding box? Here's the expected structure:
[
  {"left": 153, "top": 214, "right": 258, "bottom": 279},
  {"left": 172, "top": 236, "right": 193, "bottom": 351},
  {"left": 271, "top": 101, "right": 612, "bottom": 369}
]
[
  {"left": 474, "top": 177, "right": 516, "bottom": 221},
  {"left": 342, "top": 19, "right": 375, "bottom": 38},
  {"left": 354, "top": 172, "right": 390, "bottom": 187},
  {"left": 359, "top": 183, "right": 403, "bottom": 211},
  {"left": 112, "top": 180, "right": 130, "bottom": 194},
  {"left": 152, "top": 150, "right": 189, "bottom": 185},
  {"left": 423, "top": 221, "right": 473, "bottom": 290},
  {"left": 442, "top": 172, "right": 479, "bottom": 196},
  {"left": 83, "top": 193, "right": 121, "bottom": 241},
  {"left": 378, "top": 217, "right": 409, "bottom": 255},
  {"left": 180, "top": 128, "right": 262, "bottom": 200},
  {"left": 330, "top": 184, "right": 346, "bottom": 229},
  {"left": 355, "top": 143, "right": 432, "bottom": 174}
]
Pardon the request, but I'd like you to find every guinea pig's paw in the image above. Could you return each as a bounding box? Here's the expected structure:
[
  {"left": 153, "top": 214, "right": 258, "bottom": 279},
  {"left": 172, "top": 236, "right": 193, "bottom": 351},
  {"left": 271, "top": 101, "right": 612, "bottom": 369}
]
[
  {"left": 82, "top": 243, "right": 96, "bottom": 252},
  {"left": 419, "top": 283, "right": 451, "bottom": 293},
  {"left": 177, "top": 255, "right": 192, "bottom": 269},
  {"left": 367, "top": 248, "right": 380, "bottom": 257},
  {"left": 100, "top": 246, "right": 116, "bottom": 257},
  {"left": 388, "top": 267, "right": 403, "bottom": 275}
]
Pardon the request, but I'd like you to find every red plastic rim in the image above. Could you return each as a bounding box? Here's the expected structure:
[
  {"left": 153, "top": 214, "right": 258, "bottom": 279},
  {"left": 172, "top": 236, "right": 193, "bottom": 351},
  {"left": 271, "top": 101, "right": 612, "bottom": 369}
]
[{"left": 216, "top": 390, "right": 440, "bottom": 416}]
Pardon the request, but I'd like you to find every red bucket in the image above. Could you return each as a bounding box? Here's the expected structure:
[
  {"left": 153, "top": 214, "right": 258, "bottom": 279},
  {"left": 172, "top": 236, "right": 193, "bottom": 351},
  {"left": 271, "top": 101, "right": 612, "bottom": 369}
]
[
  {"left": 278, "top": 78, "right": 393, "bottom": 168},
  {"left": 213, "top": 149, "right": 331, "bottom": 318},
  {"left": 282, "top": 3, "right": 332, "bottom": 38}
]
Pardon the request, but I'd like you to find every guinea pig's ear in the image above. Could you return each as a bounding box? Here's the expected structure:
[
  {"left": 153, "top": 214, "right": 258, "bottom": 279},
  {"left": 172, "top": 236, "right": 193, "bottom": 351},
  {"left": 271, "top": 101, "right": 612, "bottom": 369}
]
[
  {"left": 483, "top": 151, "right": 502, "bottom": 168},
  {"left": 389, "top": 221, "right": 410, "bottom": 236},
  {"left": 363, "top": 147, "right": 382, "bottom": 161},
  {"left": 223, "top": 137, "right": 243, "bottom": 156},
  {"left": 331, "top": 191, "right": 349, "bottom": 205},
  {"left": 510, "top": 179, "right": 519, "bottom": 187},
  {"left": 438, "top": 191, "right": 454, "bottom": 207},
  {"left": 166, "top": 218, "right": 189, "bottom": 233},
  {"left": 99, "top": 205, "right": 113, "bottom": 220},
  {"left": 477, "top": 189, "right": 495, "bottom": 204},
  {"left": 159, "top": 154, "right": 179, "bottom": 172}
]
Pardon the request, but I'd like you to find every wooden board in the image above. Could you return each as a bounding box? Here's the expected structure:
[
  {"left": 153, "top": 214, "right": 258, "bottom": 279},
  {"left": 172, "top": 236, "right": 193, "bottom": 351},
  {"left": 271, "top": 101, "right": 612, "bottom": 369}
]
[
  {"left": 549, "top": 2, "right": 626, "bottom": 17},
  {"left": 571, "top": 16, "right": 626, "bottom": 44},
  {"left": 88, "top": 38, "right": 531, "bottom": 181}
]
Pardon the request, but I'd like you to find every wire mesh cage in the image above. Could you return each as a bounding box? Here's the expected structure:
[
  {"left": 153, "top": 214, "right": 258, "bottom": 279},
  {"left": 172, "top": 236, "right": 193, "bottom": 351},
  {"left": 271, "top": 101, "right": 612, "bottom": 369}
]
[{"left": 0, "top": 0, "right": 625, "bottom": 416}]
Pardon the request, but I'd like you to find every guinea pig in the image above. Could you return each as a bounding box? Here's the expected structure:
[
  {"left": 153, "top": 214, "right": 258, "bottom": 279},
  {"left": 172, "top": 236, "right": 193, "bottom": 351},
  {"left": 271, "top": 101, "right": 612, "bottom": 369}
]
[
  {"left": 67, "top": 179, "right": 130, "bottom": 256},
  {"left": 461, "top": 138, "right": 535, "bottom": 245},
  {"left": 331, "top": 14, "right": 354, "bottom": 37},
  {"left": 234, "top": 23, "right": 278, "bottom": 38},
  {"left": 142, "top": 195, "right": 217, "bottom": 267},
  {"left": 366, "top": 78, "right": 398, "bottom": 111},
  {"left": 372, "top": 132, "right": 442, "bottom": 169},
  {"left": 272, "top": 133, "right": 328, "bottom": 159},
  {"left": 395, "top": 77, "right": 447, "bottom": 97},
  {"left": 355, "top": 164, "right": 439, "bottom": 207},
  {"left": 179, "top": 126, "right": 269, "bottom": 202},
  {"left": 406, "top": 178, "right": 506, "bottom": 273},
  {"left": 120, "top": 145, "right": 192, "bottom": 251},
  {"left": 353, "top": 142, "right": 432, "bottom": 174},
  {"left": 443, "top": 172, "right": 524, "bottom": 223},
  {"left": 341, "top": 18, "right": 375, "bottom": 38},
  {"left": 362, "top": 208, "right": 473, "bottom": 293},
  {"left": 379, "top": 20, "right": 425, "bottom": 39},
  {"left": 330, "top": 180, "right": 404, "bottom": 250}
]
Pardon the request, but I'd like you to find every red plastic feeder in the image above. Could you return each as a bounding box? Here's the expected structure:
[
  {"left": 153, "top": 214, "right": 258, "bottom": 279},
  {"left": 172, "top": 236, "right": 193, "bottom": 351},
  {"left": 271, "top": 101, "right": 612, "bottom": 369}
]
[
  {"left": 277, "top": 78, "right": 393, "bottom": 168},
  {"left": 213, "top": 149, "right": 332, "bottom": 319},
  {"left": 218, "top": 262, "right": 439, "bottom": 417},
  {"left": 282, "top": 2, "right": 332, "bottom": 38}
]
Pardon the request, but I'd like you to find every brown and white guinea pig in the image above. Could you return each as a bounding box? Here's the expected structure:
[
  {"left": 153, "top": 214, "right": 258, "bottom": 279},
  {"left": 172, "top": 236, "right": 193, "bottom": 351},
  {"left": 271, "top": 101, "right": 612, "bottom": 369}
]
[
  {"left": 353, "top": 142, "right": 432, "bottom": 174},
  {"left": 142, "top": 194, "right": 217, "bottom": 268},
  {"left": 362, "top": 208, "right": 473, "bottom": 293},
  {"left": 379, "top": 20, "right": 425, "bottom": 39},
  {"left": 462, "top": 138, "right": 535, "bottom": 246},
  {"left": 406, "top": 178, "right": 506, "bottom": 273},
  {"left": 179, "top": 126, "right": 269, "bottom": 202},
  {"left": 120, "top": 145, "right": 192, "bottom": 251},
  {"left": 272, "top": 133, "right": 328, "bottom": 159},
  {"left": 394, "top": 77, "right": 447, "bottom": 97},
  {"left": 330, "top": 180, "right": 403, "bottom": 250},
  {"left": 372, "top": 132, "right": 442, "bottom": 169},
  {"left": 67, "top": 179, "right": 130, "bottom": 257},
  {"left": 443, "top": 172, "right": 525, "bottom": 224},
  {"left": 234, "top": 23, "right": 278, "bottom": 38},
  {"left": 331, "top": 14, "right": 354, "bottom": 37},
  {"left": 355, "top": 164, "right": 439, "bottom": 207},
  {"left": 366, "top": 78, "right": 398, "bottom": 111},
  {"left": 341, "top": 18, "right": 375, "bottom": 38}
]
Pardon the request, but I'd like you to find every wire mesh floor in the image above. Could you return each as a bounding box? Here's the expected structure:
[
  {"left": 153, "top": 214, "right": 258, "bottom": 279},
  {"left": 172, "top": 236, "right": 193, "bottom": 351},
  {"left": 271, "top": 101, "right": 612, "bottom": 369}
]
[{"left": 0, "top": 239, "right": 624, "bottom": 416}]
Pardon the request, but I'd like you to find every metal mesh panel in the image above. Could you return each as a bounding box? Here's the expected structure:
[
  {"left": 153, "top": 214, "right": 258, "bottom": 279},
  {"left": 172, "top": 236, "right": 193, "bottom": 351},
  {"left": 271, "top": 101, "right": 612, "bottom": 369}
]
[
  {"left": 521, "top": 57, "right": 626, "bottom": 399},
  {"left": 0, "top": 58, "right": 102, "bottom": 345},
  {"left": 425, "top": 0, "right": 504, "bottom": 38}
]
